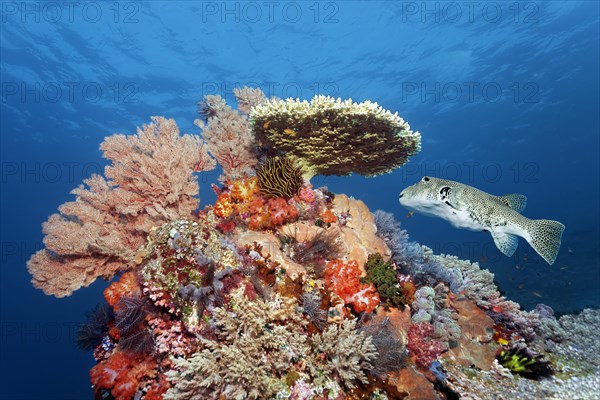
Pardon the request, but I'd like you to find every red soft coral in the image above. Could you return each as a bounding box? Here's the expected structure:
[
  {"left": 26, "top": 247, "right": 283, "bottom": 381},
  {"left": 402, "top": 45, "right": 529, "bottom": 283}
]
[
  {"left": 298, "top": 186, "right": 316, "bottom": 203},
  {"left": 407, "top": 322, "right": 446, "bottom": 369},
  {"left": 90, "top": 351, "right": 157, "bottom": 399},
  {"left": 145, "top": 375, "right": 170, "bottom": 400},
  {"left": 267, "top": 197, "right": 299, "bottom": 226},
  {"left": 325, "top": 259, "right": 380, "bottom": 313}
]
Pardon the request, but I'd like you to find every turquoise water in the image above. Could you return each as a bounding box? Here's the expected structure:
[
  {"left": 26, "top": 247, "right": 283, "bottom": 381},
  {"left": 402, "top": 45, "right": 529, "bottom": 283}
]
[{"left": 1, "top": 1, "right": 598, "bottom": 398}]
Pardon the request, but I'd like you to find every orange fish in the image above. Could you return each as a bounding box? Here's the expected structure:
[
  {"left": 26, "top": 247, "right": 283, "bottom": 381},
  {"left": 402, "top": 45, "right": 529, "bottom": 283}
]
[
  {"left": 263, "top": 121, "right": 270, "bottom": 129},
  {"left": 283, "top": 128, "right": 296, "bottom": 136}
]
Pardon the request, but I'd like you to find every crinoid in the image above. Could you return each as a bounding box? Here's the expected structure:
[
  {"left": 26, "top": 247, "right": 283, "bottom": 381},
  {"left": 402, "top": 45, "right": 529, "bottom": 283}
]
[
  {"left": 114, "top": 296, "right": 154, "bottom": 354},
  {"left": 301, "top": 291, "right": 327, "bottom": 331},
  {"left": 497, "top": 346, "right": 553, "bottom": 380},
  {"left": 256, "top": 156, "right": 304, "bottom": 199},
  {"left": 75, "top": 303, "right": 114, "bottom": 350},
  {"left": 360, "top": 316, "right": 408, "bottom": 378},
  {"left": 280, "top": 225, "right": 342, "bottom": 269}
]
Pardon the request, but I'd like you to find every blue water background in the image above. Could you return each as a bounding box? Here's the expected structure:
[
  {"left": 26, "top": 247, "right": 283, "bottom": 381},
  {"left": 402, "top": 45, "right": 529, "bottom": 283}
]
[{"left": 1, "top": 1, "right": 598, "bottom": 398}]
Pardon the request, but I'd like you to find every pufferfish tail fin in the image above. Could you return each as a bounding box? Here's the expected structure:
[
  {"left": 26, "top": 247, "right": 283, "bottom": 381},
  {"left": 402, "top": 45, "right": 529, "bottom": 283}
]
[{"left": 525, "top": 219, "right": 565, "bottom": 265}]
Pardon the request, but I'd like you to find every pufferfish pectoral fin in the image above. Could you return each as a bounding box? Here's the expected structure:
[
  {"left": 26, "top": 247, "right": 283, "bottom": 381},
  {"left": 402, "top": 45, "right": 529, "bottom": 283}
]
[
  {"left": 490, "top": 230, "right": 519, "bottom": 257},
  {"left": 498, "top": 194, "right": 527, "bottom": 213}
]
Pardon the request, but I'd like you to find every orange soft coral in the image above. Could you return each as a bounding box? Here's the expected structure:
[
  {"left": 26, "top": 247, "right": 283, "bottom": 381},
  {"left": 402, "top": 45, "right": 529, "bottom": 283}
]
[
  {"left": 104, "top": 272, "right": 141, "bottom": 310},
  {"left": 90, "top": 351, "right": 157, "bottom": 399},
  {"left": 324, "top": 259, "right": 380, "bottom": 313},
  {"left": 213, "top": 193, "right": 234, "bottom": 218},
  {"left": 321, "top": 209, "right": 337, "bottom": 224}
]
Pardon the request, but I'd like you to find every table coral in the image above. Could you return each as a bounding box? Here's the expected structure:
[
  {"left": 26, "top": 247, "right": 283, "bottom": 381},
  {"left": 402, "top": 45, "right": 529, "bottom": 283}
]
[{"left": 250, "top": 95, "right": 421, "bottom": 176}]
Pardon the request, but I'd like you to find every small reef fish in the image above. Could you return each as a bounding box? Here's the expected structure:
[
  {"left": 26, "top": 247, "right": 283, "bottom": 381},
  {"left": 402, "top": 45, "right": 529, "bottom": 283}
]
[
  {"left": 263, "top": 121, "right": 270, "bottom": 129},
  {"left": 406, "top": 211, "right": 414, "bottom": 219},
  {"left": 399, "top": 176, "right": 565, "bottom": 265},
  {"left": 283, "top": 128, "right": 297, "bottom": 136}
]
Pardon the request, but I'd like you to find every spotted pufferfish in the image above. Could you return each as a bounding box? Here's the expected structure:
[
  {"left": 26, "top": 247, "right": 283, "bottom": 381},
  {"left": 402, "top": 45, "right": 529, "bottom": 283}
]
[{"left": 399, "top": 176, "right": 565, "bottom": 265}]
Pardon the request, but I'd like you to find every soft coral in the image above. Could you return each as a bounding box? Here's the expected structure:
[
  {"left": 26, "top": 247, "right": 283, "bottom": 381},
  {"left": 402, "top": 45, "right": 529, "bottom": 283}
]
[
  {"left": 90, "top": 350, "right": 157, "bottom": 399},
  {"left": 407, "top": 322, "right": 446, "bottom": 369},
  {"left": 324, "top": 259, "right": 380, "bottom": 313}
]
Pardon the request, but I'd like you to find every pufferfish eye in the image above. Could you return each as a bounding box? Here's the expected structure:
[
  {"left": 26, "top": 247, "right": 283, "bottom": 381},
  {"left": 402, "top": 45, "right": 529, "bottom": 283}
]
[{"left": 422, "top": 176, "right": 430, "bottom": 183}]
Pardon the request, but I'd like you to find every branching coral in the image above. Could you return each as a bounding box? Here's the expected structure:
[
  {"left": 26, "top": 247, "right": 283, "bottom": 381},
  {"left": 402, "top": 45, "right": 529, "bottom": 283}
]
[
  {"left": 164, "top": 289, "right": 307, "bottom": 400},
  {"left": 250, "top": 95, "right": 421, "bottom": 176},
  {"left": 27, "top": 117, "right": 214, "bottom": 297},
  {"left": 311, "top": 318, "right": 378, "bottom": 388}
]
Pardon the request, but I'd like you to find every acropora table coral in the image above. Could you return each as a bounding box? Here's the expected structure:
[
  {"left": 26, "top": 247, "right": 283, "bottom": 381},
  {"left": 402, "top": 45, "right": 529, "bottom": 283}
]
[{"left": 28, "top": 88, "right": 598, "bottom": 399}]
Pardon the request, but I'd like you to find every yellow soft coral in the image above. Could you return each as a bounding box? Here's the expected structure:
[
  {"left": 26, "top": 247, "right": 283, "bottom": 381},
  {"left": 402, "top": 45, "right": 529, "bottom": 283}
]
[
  {"left": 214, "top": 193, "right": 234, "bottom": 218},
  {"left": 230, "top": 176, "right": 260, "bottom": 203}
]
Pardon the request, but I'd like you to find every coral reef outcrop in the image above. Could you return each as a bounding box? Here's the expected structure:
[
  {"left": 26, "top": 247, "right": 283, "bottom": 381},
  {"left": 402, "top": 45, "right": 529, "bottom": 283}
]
[{"left": 28, "top": 88, "right": 598, "bottom": 399}]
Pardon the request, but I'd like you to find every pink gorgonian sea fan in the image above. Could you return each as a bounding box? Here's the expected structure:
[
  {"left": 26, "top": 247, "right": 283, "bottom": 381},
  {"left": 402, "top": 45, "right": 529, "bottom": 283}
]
[{"left": 27, "top": 116, "right": 215, "bottom": 297}]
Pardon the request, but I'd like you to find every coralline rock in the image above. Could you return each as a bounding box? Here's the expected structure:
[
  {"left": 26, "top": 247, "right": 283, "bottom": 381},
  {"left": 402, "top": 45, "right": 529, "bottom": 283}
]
[
  {"left": 445, "top": 298, "right": 497, "bottom": 371},
  {"left": 374, "top": 305, "right": 412, "bottom": 342},
  {"left": 386, "top": 365, "right": 441, "bottom": 400},
  {"left": 235, "top": 230, "right": 306, "bottom": 280},
  {"left": 331, "top": 194, "right": 391, "bottom": 268},
  {"left": 443, "top": 359, "right": 600, "bottom": 400}
]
